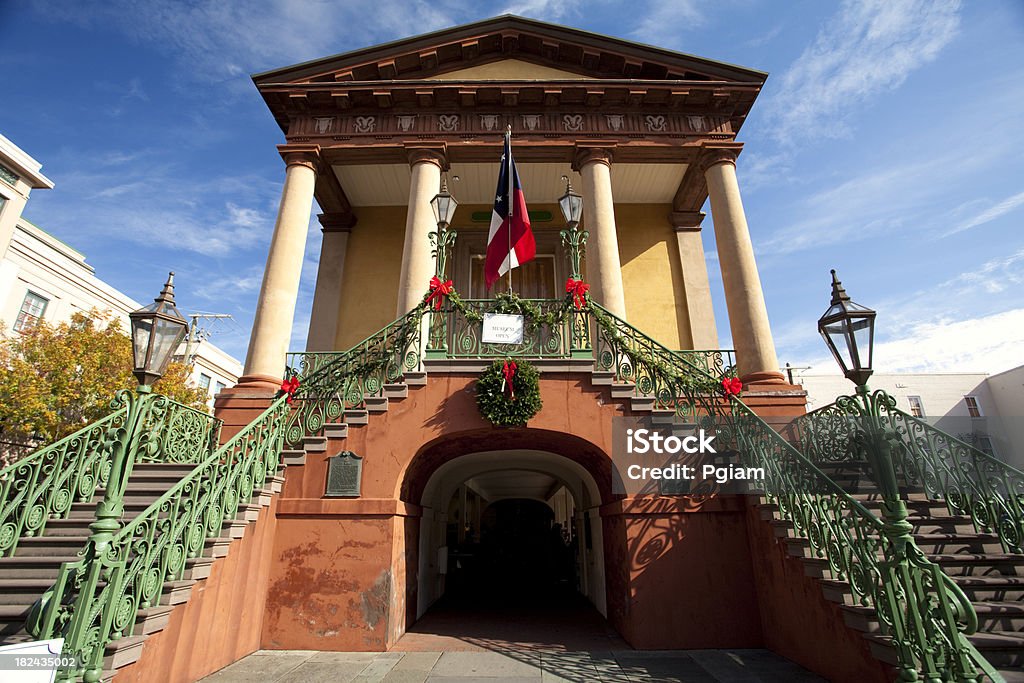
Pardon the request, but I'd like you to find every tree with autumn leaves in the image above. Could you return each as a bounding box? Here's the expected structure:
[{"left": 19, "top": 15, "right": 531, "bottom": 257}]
[{"left": 0, "top": 311, "right": 209, "bottom": 461}]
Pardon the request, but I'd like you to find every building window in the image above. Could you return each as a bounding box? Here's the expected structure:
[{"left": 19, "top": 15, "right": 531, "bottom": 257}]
[
  {"left": 907, "top": 396, "right": 925, "bottom": 418},
  {"left": 0, "top": 163, "right": 18, "bottom": 187},
  {"left": 198, "top": 373, "right": 211, "bottom": 392},
  {"left": 215, "top": 381, "right": 226, "bottom": 394},
  {"left": 964, "top": 396, "right": 982, "bottom": 418},
  {"left": 14, "top": 291, "right": 49, "bottom": 331},
  {"left": 977, "top": 436, "right": 996, "bottom": 457}
]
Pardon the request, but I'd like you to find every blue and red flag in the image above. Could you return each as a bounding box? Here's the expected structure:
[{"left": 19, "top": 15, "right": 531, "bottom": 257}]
[{"left": 485, "top": 132, "right": 535, "bottom": 288}]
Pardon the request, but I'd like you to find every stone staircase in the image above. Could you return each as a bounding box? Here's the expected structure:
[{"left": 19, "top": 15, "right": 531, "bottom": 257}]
[
  {"left": 759, "top": 459, "right": 1024, "bottom": 682},
  {"left": 0, "top": 461, "right": 284, "bottom": 680}
]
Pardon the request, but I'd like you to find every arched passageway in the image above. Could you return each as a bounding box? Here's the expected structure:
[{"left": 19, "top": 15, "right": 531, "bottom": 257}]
[{"left": 399, "top": 448, "right": 623, "bottom": 650}]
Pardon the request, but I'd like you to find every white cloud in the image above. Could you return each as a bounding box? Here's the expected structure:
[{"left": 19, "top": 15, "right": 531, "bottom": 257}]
[
  {"left": 764, "top": 0, "right": 960, "bottom": 145},
  {"left": 31, "top": 0, "right": 463, "bottom": 83},
  {"left": 943, "top": 190, "right": 1024, "bottom": 237},
  {"left": 872, "top": 308, "right": 1024, "bottom": 374}
]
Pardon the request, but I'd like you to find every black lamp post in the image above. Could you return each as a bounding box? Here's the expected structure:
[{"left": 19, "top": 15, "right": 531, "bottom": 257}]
[
  {"left": 89, "top": 274, "right": 190, "bottom": 552},
  {"left": 129, "top": 272, "right": 189, "bottom": 387},
  {"left": 817, "top": 269, "right": 876, "bottom": 388},
  {"left": 558, "top": 175, "right": 587, "bottom": 280},
  {"left": 429, "top": 178, "right": 459, "bottom": 279}
]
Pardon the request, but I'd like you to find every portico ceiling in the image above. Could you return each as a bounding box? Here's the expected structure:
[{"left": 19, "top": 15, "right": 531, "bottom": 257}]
[{"left": 333, "top": 162, "right": 686, "bottom": 206}]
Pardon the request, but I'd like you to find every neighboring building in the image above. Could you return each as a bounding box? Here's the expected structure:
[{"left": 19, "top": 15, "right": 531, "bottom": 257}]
[
  {"left": 0, "top": 135, "right": 242, "bottom": 406},
  {"left": 0, "top": 134, "right": 53, "bottom": 261},
  {"left": 798, "top": 369, "right": 1024, "bottom": 467}
]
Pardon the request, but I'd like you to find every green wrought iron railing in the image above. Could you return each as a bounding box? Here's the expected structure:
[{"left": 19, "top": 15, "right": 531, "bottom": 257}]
[
  {"left": 284, "top": 307, "right": 424, "bottom": 446},
  {"left": 28, "top": 396, "right": 288, "bottom": 683},
  {"left": 426, "top": 297, "right": 592, "bottom": 359},
  {"left": 0, "top": 396, "right": 219, "bottom": 557},
  {"left": 588, "top": 302, "right": 994, "bottom": 681},
  {"left": 794, "top": 396, "right": 1024, "bottom": 555}
]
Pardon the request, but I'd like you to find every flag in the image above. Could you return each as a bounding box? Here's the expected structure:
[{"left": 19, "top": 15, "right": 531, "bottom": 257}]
[{"left": 485, "top": 133, "right": 535, "bottom": 288}]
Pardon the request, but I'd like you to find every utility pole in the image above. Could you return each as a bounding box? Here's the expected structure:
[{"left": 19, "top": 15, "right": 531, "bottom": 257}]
[{"left": 183, "top": 313, "right": 233, "bottom": 367}]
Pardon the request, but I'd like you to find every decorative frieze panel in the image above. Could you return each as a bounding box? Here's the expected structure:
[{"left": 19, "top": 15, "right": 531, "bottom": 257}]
[{"left": 291, "top": 112, "right": 730, "bottom": 139}]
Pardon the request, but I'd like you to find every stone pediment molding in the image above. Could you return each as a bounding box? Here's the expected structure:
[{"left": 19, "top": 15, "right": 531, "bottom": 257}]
[{"left": 253, "top": 15, "right": 767, "bottom": 87}]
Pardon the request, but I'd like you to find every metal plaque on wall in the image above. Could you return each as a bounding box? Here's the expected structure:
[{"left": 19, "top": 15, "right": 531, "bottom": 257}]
[{"left": 326, "top": 451, "right": 363, "bottom": 497}]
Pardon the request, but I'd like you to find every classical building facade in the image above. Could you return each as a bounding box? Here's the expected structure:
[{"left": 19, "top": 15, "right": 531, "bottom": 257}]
[{"left": 212, "top": 14, "right": 842, "bottom": 664}]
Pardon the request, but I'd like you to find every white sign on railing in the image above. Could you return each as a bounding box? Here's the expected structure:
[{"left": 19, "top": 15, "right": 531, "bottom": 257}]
[{"left": 482, "top": 313, "right": 524, "bottom": 345}]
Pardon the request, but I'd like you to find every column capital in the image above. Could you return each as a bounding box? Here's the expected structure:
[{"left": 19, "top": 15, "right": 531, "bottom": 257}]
[
  {"left": 572, "top": 145, "right": 615, "bottom": 171},
  {"left": 698, "top": 143, "right": 744, "bottom": 174},
  {"left": 318, "top": 212, "right": 357, "bottom": 233},
  {"left": 404, "top": 143, "right": 449, "bottom": 170},
  {"left": 277, "top": 143, "right": 321, "bottom": 170},
  {"left": 669, "top": 211, "right": 706, "bottom": 232}
]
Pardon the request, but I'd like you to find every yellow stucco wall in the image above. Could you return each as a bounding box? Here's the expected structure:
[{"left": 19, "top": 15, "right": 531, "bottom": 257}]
[
  {"left": 429, "top": 59, "right": 593, "bottom": 80},
  {"left": 333, "top": 206, "right": 407, "bottom": 349},
  {"left": 616, "top": 204, "right": 689, "bottom": 350},
  {"left": 330, "top": 202, "right": 696, "bottom": 351}
]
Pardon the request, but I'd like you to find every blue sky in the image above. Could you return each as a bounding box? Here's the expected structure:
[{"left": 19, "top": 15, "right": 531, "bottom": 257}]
[{"left": 1, "top": 0, "right": 1022, "bottom": 375}]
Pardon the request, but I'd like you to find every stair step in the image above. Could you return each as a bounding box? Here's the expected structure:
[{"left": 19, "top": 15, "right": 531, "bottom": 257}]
[
  {"left": 324, "top": 423, "right": 348, "bottom": 439},
  {"left": 162, "top": 579, "right": 196, "bottom": 606},
  {"left": 630, "top": 396, "right": 655, "bottom": 411},
  {"left": 344, "top": 409, "right": 369, "bottom": 425},
  {"left": 0, "top": 555, "right": 85, "bottom": 579},
  {"left": 302, "top": 436, "right": 327, "bottom": 453},
  {"left": 967, "top": 630, "right": 1024, "bottom": 668},
  {"left": 590, "top": 371, "right": 615, "bottom": 386},
  {"left": 927, "top": 553, "right": 1024, "bottom": 575},
  {"left": 954, "top": 576, "right": 1024, "bottom": 602},
  {"left": 971, "top": 601, "right": 1024, "bottom": 631},
  {"left": 281, "top": 450, "right": 306, "bottom": 466},
  {"left": 610, "top": 383, "right": 637, "bottom": 399},
  {"left": 31, "top": 519, "right": 93, "bottom": 536},
  {"left": 12, "top": 535, "right": 89, "bottom": 557},
  {"left": 0, "top": 577, "right": 60, "bottom": 605},
  {"left": 103, "top": 634, "right": 147, "bottom": 672},
  {"left": 134, "top": 605, "right": 175, "bottom": 636},
  {"left": 382, "top": 383, "right": 408, "bottom": 399},
  {"left": 403, "top": 371, "right": 427, "bottom": 386},
  {"left": 365, "top": 396, "right": 388, "bottom": 413}
]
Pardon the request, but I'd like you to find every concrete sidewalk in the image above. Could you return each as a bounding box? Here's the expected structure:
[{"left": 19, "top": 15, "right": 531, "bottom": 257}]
[{"left": 199, "top": 649, "right": 825, "bottom": 682}]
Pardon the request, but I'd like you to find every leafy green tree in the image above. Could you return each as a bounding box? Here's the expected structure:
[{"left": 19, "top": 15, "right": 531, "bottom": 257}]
[{"left": 0, "top": 311, "right": 209, "bottom": 460}]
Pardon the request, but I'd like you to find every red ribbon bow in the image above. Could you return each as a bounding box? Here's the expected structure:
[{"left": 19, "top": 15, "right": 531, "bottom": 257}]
[
  {"left": 280, "top": 376, "right": 300, "bottom": 404},
  {"left": 424, "top": 276, "right": 454, "bottom": 311},
  {"left": 565, "top": 278, "right": 590, "bottom": 310},
  {"left": 721, "top": 377, "right": 743, "bottom": 396},
  {"left": 502, "top": 360, "right": 517, "bottom": 399}
]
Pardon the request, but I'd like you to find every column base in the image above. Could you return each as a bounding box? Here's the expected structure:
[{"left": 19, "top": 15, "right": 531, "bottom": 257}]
[
  {"left": 739, "top": 370, "right": 788, "bottom": 386},
  {"left": 234, "top": 374, "right": 284, "bottom": 393}
]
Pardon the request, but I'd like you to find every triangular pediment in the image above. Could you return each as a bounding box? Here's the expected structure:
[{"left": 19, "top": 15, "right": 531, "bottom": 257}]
[
  {"left": 426, "top": 58, "right": 595, "bottom": 81},
  {"left": 253, "top": 15, "right": 766, "bottom": 86}
]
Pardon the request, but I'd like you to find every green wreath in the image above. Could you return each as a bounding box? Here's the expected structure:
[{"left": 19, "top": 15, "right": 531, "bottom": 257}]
[{"left": 476, "top": 358, "right": 542, "bottom": 426}]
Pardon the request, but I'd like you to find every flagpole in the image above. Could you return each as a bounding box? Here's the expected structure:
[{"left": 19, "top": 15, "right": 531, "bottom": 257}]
[{"left": 506, "top": 124, "right": 513, "bottom": 294}]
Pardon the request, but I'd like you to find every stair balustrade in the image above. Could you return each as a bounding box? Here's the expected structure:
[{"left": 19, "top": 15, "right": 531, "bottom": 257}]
[
  {"left": 0, "top": 395, "right": 220, "bottom": 557},
  {"left": 794, "top": 396, "right": 1024, "bottom": 555}
]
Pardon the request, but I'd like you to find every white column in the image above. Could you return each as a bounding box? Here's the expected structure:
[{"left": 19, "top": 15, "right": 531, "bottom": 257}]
[
  {"left": 670, "top": 211, "right": 719, "bottom": 349},
  {"left": 396, "top": 149, "right": 444, "bottom": 316},
  {"left": 576, "top": 148, "right": 627, "bottom": 319},
  {"left": 240, "top": 145, "right": 318, "bottom": 387},
  {"left": 305, "top": 212, "right": 354, "bottom": 352},
  {"left": 702, "top": 147, "right": 783, "bottom": 384}
]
